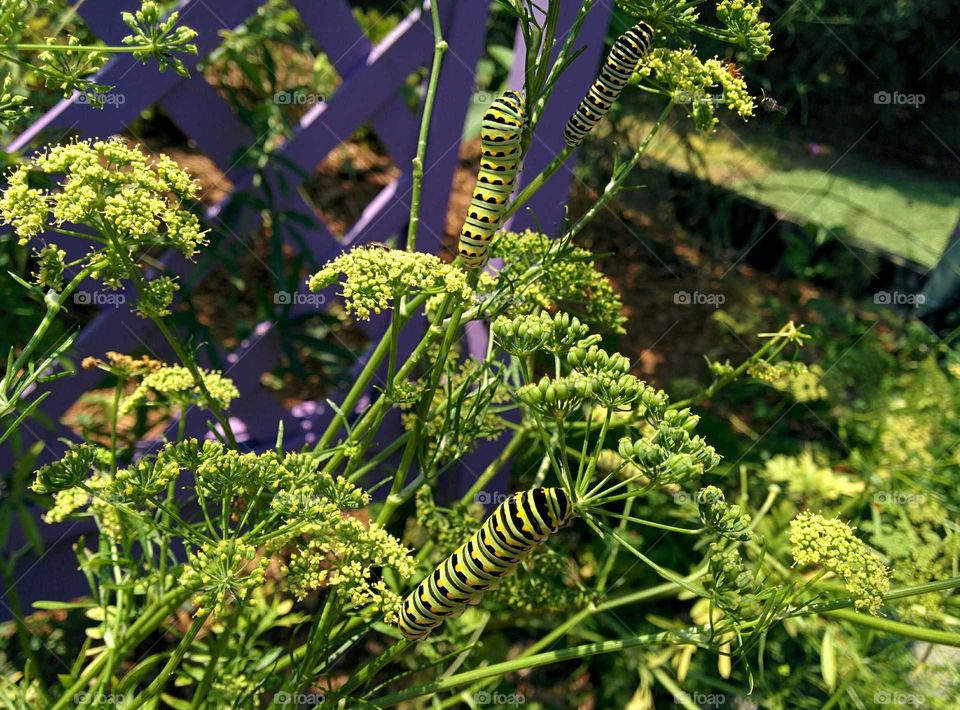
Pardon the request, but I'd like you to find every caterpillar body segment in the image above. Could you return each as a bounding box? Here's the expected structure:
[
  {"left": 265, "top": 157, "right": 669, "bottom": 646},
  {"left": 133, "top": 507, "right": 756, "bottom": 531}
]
[
  {"left": 563, "top": 21, "right": 655, "bottom": 148},
  {"left": 458, "top": 90, "right": 526, "bottom": 269},
  {"left": 398, "top": 487, "right": 573, "bottom": 641}
]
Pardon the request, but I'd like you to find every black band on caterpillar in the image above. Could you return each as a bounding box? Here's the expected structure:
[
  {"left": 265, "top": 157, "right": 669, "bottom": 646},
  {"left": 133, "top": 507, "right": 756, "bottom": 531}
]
[
  {"left": 563, "top": 21, "right": 654, "bottom": 148},
  {"left": 458, "top": 90, "right": 525, "bottom": 269},
  {"left": 398, "top": 487, "right": 572, "bottom": 641}
]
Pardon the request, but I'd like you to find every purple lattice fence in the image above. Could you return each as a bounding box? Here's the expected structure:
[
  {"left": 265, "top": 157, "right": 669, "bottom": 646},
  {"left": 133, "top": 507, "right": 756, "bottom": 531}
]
[{"left": 1, "top": 0, "right": 614, "bottom": 616}]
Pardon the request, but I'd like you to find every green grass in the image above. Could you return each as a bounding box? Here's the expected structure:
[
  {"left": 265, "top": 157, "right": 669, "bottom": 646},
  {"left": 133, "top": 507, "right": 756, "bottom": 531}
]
[
  {"left": 735, "top": 159, "right": 959, "bottom": 267},
  {"left": 638, "top": 119, "right": 960, "bottom": 268}
]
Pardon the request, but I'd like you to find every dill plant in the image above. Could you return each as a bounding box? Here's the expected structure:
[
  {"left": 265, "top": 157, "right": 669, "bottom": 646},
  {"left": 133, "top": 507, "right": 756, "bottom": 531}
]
[{"left": 0, "top": 0, "right": 957, "bottom": 707}]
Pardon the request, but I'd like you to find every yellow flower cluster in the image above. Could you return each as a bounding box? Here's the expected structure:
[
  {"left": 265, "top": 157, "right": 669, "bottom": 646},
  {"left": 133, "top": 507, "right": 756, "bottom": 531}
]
[
  {"left": 790, "top": 512, "right": 890, "bottom": 615},
  {"left": 0, "top": 138, "right": 206, "bottom": 260},
  {"left": 637, "top": 48, "right": 756, "bottom": 131},
  {"left": 748, "top": 361, "right": 827, "bottom": 402},
  {"left": 489, "top": 230, "right": 626, "bottom": 333},
  {"left": 283, "top": 514, "right": 415, "bottom": 623},
  {"left": 308, "top": 245, "right": 472, "bottom": 320},
  {"left": 120, "top": 365, "right": 239, "bottom": 415}
]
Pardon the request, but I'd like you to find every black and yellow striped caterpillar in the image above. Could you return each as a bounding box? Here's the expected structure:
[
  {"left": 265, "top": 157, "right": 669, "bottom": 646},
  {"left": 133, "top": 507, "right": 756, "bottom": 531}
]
[
  {"left": 457, "top": 90, "right": 526, "bottom": 269},
  {"left": 398, "top": 487, "right": 572, "bottom": 641},
  {"left": 563, "top": 21, "right": 655, "bottom": 148}
]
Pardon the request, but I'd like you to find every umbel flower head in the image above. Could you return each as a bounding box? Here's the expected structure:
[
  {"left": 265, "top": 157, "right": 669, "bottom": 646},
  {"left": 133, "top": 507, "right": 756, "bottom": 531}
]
[
  {"left": 636, "top": 48, "right": 756, "bottom": 131},
  {"left": 180, "top": 539, "right": 269, "bottom": 617},
  {"left": 120, "top": 364, "right": 239, "bottom": 415},
  {"left": 790, "top": 512, "right": 891, "bottom": 615},
  {"left": 519, "top": 374, "right": 594, "bottom": 420},
  {"left": 308, "top": 245, "right": 472, "bottom": 320},
  {"left": 488, "top": 230, "right": 625, "bottom": 333},
  {"left": 493, "top": 311, "right": 592, "bottom": 357},
  {"left": 0, "top": 138, "right": 205, "bottom": 256}
]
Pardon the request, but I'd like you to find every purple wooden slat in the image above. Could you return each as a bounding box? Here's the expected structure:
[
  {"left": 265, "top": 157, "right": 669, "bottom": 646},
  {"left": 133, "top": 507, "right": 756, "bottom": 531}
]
[
  {"left": 73, "top": 0, "right": 142, "bottom": 44},
  {"left": 291, "top": 0, "right": 419, "bottom": 163},
  {"left": 7, "top": 0, "right": 262, "bottom": 153},
  {"left": 292, "top": 0, "right": 372, "bottom": 70},
  {"left": 265, "top": 7, "right": 436, "bottom": 176},
  {"left": 410, "top": 0, "right": 492, "bottom": 252},
  {"left": 160, "top": 78, "right": 254, "bottom": 170},
  {"left": 506, "top": 2, "right": 614, "bottom": 235}
]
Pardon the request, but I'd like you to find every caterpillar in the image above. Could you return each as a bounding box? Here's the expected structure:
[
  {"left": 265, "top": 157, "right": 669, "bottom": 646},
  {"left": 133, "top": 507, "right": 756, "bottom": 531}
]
[
  {"left": 398, "top": 487, "right": 572, "bottom": 641},
  {"left": 457, "top": 90, "right": 526, "bottom": 269},
  {"left": 563, "top": 21, "right": 655, "bottom": 148}
]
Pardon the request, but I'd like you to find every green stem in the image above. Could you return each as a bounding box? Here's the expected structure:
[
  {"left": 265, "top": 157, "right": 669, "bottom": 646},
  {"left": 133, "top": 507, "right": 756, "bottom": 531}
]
[
  {"left": 372, "top": 630, "right": 687, "bottom": 704},
  {"left": 51, "top": 586, "right": 195, "bottom": 710},
  {"left": 822, "top": 608, "right": 960, "bottom": 647},
  {"left": 565, "top": 100, "right": 674, "bottom": 243},
  {"left": 461, "top": 428, "right": 529, "bottom": 503},
  {"left": 405, "top": 0, "right": 446, "bottom": 252},
  {"left": 127, "top": 612, "right": 210, "bottom": 705},
  {"left": 1, "top": 43, "right": 146, "bottom": 53},
  {"left": 501, "top": 146, "right": 574, "bottom": 222}
]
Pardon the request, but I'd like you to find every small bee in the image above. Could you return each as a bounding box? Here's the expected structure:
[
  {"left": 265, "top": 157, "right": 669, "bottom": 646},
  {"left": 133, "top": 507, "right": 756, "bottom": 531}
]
[
  {"left": 365, "top": 241, "right": 391, "bottom": 250},
  {"left": 759, "top": 88, "right": 787, "bottom": 115}
]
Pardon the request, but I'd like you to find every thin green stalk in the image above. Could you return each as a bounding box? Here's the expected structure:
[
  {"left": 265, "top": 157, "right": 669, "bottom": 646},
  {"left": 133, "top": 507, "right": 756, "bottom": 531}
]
[
  {"left": 565, "top": 100, "right": 675, "bottom": 243},
  {"left": 461, "top": 428, "right": 529, "bottom": 503},
  {"left": 405, "top": 0, "right": 446, "bottom": 252},
  {"left": 340, "top": 638, "right": 412, "bottom": 697},
  {"left": 51, "top": 586, "right": 195, "bottom": 710},
  {"left": 128, "top": 611, "right": 210, "bottom": 705},
  {"left": 822, "top": 608, "right": 960, "bottom": 647},
  {"left": 371, "top": 630, "right": 687, "bottom": 704},
  {"left": 376, "top": 301, "right": 464, "bottom": 526},
  {"left": 314, "top": 293, "right": 431, "bottom": 453},
  {"left": 102, "top": 228, "right": 238, "bottom": 446},
  {"left": 8, "top": 263, "right": 97, "bottom": 381}
]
